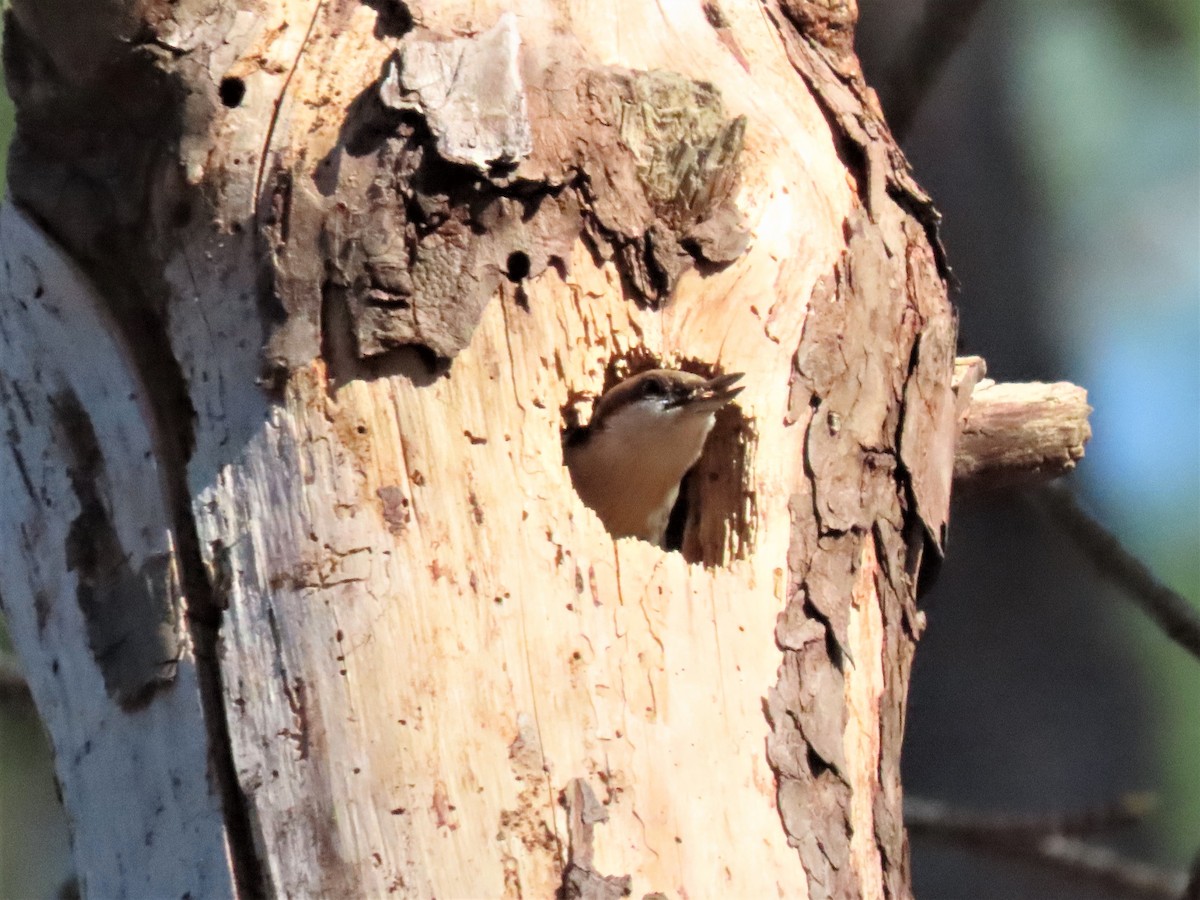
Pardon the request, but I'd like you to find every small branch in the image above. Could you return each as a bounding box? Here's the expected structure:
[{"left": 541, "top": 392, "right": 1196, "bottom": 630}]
[
  {"left": 881, "top": 0, "right": 991, "bottom": 139},
  {"left": 1035, "top": 835, "right": 1188, "bottom": 900},
  {"left": 1030, "top": 485, "right": 1200, "bottom": 662},
  {"left": 907, "top": 795, "right": 1188, "bottom": 899},
  {"left": 905, "top": 793, "right": 1155, "bottom": 840},
  {"left": 951, "top": 357, "right": 1092, "bottom": 492}
]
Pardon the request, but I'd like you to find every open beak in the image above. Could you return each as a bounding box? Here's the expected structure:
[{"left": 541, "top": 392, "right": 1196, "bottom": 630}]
[{"left": 681, "top": 372, "right": 744, "bottom": 413}]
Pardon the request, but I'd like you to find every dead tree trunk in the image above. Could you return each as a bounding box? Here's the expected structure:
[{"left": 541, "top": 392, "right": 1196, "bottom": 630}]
[{"left": 0, "top": 1, "right": 957, "bottom": 896}]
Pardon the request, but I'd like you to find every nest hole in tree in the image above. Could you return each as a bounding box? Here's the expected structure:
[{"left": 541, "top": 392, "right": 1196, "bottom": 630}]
[{"left": 561, "top": 353, "right": 754, "bottom": 567}]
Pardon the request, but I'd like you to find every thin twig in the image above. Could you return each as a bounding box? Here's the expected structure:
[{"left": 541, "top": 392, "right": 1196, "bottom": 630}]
[
  {"left": 1035, "top": 835, "right": 1189, "bottom": 900},
  {"left": 907, "top": 795, "right": 1188, "bottom": 899},
  {"left": 1031, "top": 484, "right": 1200, "bottom": 662},
  {"left": 882, "top": 0, "right": 991, "bottom": 139},
  {"left": 905, "top": 793, "right": 1156, "bottom": 839}
]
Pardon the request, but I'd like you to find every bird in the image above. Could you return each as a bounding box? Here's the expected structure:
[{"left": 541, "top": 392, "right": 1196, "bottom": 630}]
[{"left": 564, "top": 368, "right": 744, "bottom": 547}]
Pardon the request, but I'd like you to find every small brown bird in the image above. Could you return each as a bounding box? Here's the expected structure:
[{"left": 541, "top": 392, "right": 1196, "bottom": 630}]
[{"left": 564, "top": 369, "right": 744, "bottom": 546}]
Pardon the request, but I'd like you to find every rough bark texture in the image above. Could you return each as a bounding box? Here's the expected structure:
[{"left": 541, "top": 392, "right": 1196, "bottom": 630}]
[{"left": 0, "top": 1, "right": 957, "bottom": 897}]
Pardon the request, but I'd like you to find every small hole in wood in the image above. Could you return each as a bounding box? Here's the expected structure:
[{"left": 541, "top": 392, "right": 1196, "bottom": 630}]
[
  {"left": 219, "top": 76, "right": 246, "bottom": 108},
  {"left": 505, "top": 251, "right": 530, "bottom": 282}
]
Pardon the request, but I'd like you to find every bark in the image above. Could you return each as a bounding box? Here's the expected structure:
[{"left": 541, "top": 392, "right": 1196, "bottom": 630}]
[{"left": 0, "top": 1, "right": 957, "bottom": 897}]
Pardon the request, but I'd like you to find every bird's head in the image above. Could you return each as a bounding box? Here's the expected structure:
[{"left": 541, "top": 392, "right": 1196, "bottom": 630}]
[{"left": 586, "top": 369, "right": 745, "bottom": 435}]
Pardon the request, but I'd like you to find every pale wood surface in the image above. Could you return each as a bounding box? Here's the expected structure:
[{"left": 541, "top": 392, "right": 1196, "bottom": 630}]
[
  {"left": 171, "top": 2, "right": 856, "bottom": 895},
  {"left": 0, "top": 204, "right": 235, "bottom": 898}
]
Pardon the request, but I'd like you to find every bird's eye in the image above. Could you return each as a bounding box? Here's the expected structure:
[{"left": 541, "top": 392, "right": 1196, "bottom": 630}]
[{"left": 641, "top": 379, "right": 666, "bottom": 397}]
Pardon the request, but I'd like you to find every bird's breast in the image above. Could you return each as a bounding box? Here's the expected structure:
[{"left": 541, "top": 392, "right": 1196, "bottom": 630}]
[{"left": 564, "top": 411, "right": 716, "bottom": 544}]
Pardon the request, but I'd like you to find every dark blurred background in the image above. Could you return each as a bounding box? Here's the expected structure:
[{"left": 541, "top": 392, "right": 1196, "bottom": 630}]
[
  {"left": 1, "top": 2, "right": 1197, "bottom": 897},
  {"left": 858, "top": 0, "right": 1199, "bottom": 896}
]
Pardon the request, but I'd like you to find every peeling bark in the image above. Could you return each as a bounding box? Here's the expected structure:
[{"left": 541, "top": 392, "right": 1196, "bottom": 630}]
[
  {"left": 768, "top": 7, "right": 959, "bottom": 896},
  {"left": 265, "top": 23, "right": 750, "bottom": 375}
]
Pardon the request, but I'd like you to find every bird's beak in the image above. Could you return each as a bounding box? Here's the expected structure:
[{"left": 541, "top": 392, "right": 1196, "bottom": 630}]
[{"left": 682, "top": 372, "right": 744, "bottom": 413}]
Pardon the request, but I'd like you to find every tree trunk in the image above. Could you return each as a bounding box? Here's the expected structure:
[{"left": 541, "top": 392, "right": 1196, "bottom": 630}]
[{"left": 0, "top": 1, "right": 956, "bottom": 897}]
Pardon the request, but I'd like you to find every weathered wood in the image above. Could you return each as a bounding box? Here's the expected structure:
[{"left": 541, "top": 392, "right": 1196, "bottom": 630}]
[
  {"left": 0, "top": 1, "right": 959, "bottom": 897},
  {"left": 952, "top": 357, "right": 1092, "bottom": 491},
  {"left": 0, "top": 205, "right": 235, "bottom": 898}
]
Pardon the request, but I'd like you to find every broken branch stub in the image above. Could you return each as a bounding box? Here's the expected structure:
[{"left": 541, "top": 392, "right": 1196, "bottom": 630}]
[{"left": 951, "top": 357, "right": 1092, "bottom": 492}]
